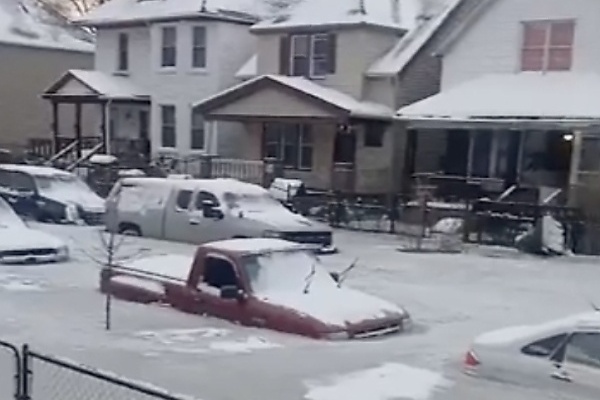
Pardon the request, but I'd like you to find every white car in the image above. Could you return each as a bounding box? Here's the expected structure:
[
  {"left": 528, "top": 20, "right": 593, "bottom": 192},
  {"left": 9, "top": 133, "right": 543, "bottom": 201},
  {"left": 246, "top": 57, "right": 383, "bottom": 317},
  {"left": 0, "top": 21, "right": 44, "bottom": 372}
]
[
  {"left": 0, "top": 197, "right": 69, "bottom": 264},
  {"left": 463, "top": 312, "right": 600, "bottom": 399}
]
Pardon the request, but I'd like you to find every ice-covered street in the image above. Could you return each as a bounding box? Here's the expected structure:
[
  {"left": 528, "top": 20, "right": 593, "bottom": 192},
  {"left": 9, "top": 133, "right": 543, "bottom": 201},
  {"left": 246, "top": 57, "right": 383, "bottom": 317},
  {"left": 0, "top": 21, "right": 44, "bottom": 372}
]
[{"left": 0, "top": 224, "right": 599, "bottom": 400}]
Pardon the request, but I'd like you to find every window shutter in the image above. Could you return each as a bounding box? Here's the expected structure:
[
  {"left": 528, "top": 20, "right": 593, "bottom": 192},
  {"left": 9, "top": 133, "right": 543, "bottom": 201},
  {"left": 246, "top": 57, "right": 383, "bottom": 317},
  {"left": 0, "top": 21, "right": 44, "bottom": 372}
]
[
  {"left": 327, "top": 33, "right": 337, "bottom": 74},
  {"left": 279, "top": 35, "right": 291, "bottom": 75}
]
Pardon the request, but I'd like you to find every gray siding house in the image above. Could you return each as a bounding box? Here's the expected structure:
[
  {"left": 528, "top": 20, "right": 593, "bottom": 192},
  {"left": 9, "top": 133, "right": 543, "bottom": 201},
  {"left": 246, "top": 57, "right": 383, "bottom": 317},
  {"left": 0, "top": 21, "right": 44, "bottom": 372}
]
[
  {"left": 194, "top": 0, "right": 478, "bottom": 194},
  {"left": 0, "top": 0, "right": 94, "bottom": 155}
]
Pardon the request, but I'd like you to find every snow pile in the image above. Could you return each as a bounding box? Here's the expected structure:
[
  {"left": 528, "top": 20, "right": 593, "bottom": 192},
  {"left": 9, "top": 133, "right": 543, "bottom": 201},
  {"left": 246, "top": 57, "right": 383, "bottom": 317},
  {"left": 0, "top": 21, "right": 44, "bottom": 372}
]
[
  {"left": 431, "top": 217, "right": 463, "bottom": 235},
  {"left": 269, "top": 177, "right": 304, "bottom": 201},
  {"left": 135, "top": 328, "right": 230, "bottom": 344},
  {"left": 0, "top": 0, "right": 93, "bottom": 52},
  {"left": 305, "top": 363, "right": 452, "bottom": 400},
  {"left": 208, "top": 336, "right": 282, "bottom": 354}
]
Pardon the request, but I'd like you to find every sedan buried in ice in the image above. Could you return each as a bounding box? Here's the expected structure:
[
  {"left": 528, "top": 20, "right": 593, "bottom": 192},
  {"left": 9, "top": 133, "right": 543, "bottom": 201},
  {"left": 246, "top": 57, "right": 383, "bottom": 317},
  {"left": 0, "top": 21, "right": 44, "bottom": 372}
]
[
  {"left": 463, "top": 312, "right": 600, "bottom": 399},
  {"left": 101, "top": 239, "right": 410, "bottom": 339}
]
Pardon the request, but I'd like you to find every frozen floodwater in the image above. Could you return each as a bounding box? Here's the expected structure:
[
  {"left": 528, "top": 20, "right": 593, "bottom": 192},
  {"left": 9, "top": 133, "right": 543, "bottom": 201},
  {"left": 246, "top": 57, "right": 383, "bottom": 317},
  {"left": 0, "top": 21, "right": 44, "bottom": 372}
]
[{"left": 0, "top": 223, "right": 599, "bottom": 400}]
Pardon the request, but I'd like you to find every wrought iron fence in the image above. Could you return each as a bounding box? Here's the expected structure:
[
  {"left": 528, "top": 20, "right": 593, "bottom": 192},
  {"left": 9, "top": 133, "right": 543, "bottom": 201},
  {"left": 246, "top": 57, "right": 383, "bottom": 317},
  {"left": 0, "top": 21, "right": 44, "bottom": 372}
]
[{"left": 0, "top": 342, "right": 193, "bottom": 400}]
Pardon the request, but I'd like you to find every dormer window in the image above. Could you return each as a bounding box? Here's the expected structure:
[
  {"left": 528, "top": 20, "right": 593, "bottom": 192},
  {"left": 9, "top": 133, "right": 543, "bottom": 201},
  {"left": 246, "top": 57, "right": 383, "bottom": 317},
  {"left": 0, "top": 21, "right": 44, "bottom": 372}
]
[{"left": 284, "top": 33, "right": 336, "bottom": 78}]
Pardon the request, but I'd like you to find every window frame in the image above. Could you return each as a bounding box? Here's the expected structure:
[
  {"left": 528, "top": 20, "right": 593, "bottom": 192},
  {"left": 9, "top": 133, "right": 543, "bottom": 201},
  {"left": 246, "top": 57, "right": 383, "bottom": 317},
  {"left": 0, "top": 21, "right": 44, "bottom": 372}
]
[
  {"left": 520, "top": 20, "right": 575, "bottom": 72},
  {"left": 190, "top": 108, "right": 205, "bottom": 150},
  {"left": 160, "top": 26, "right": 178, "bottom": 69},
  {"left": 290, "top": 34, "right": 310, "bottom": 77},
  {"left": 160, "top": 105, "right": 177, "bottom": 148},
  {"left": 117, "top": 32, "right": 129, "bottom": 72},
  {"left": 263, "top": 123, "right": 313, "bottom": 170},
  {"left": 191, "top": 25, "right": 207, "bottom": 70},
  {"left": 310, "top": 33, "right": 330, "bottom": 78}
]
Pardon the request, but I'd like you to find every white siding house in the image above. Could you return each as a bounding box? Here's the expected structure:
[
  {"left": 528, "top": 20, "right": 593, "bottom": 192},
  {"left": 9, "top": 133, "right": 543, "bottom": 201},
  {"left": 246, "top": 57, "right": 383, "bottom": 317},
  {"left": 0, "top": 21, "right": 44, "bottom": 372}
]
[
  {"left": 43, "top": 0, "right": 261, "bottom": 161},
  {"left": 397, "top": 0, "right": 600, "bottom": 204}
]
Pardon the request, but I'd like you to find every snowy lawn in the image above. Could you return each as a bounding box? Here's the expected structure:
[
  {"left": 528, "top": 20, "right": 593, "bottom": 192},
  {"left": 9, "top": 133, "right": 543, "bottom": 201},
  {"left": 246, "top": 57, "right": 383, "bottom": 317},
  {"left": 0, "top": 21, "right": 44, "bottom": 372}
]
[{"left": 0, "top": 223, "right": 598, "bottom": 400}]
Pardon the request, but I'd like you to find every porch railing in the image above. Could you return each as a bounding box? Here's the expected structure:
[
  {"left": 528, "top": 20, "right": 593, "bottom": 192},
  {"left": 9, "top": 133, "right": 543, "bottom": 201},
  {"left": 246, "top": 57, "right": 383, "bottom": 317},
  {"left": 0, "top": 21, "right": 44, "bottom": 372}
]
[{"left": 211, "top": 158, "right": 264, "bottom": 185}]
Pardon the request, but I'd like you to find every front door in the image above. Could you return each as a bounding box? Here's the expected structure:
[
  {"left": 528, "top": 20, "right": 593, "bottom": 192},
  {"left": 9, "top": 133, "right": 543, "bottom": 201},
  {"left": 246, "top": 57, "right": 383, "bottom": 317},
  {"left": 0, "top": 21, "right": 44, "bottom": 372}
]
[
  {"left": 164, "top": 188, "right": 194, "bottom": 242},
  {"left": 194, "top": 254, "right": 248, "bottom": 324},
  {"left": 444, "top": 130, "right": 469, "bottom": 176}
]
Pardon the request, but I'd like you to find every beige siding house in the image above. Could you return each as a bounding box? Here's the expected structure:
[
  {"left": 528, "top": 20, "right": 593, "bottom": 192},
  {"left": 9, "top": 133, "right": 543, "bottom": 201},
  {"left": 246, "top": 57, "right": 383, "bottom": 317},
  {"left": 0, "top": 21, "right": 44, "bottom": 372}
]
[
  {"left": 0, "top": 0, "right": 94, "bottom": 155},
  {"left": 194, "top": 0, "right": 474, "bottom": 194}
]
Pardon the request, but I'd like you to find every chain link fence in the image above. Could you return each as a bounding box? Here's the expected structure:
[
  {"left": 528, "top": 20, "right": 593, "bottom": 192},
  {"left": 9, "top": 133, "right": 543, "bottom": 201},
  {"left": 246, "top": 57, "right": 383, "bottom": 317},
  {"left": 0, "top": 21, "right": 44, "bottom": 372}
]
[{"left": 0, "top": 342, "right": 193, "bottom": 400}]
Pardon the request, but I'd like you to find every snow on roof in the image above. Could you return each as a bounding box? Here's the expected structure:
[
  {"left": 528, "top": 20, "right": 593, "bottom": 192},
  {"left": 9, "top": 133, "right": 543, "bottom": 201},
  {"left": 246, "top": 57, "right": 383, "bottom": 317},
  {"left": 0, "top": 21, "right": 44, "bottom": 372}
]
[
  {"left": 475, "top": 312, "right": 600, "bottom": 346},
  {"left": 252, "top": 0, "right": 422, "bottom": 32},
  {"left": 397, "top": 73, "right": 600, "bottom": 120},
  {"left": 45, "top": 69, "right": 149, "bottom": 100},
  {"left": 76, "top": 0, "right": 267, "bottom": 26},
  {"left": 195, "top": 74, "right": 394, "bottom": 120},
  {"left": 235, "top": 53, "right": 258, "bottom": 79},
  {"left": 120, "top": 254, "right": 196, "bottom": 282},
  {"left": 121, "top": 177, "right": 269, "bottom": 196},
  {"left": 0, "top": 0, "right": 93, "bottom": 52},
  {"left": 0, "top": 164, "right": 72, "bottom": 177},
  {"left": 367, "top": 0, "right": 461, "bottom": 77},
  {"left": 205, "top": 238, "right": 305, "bottom": 254}
]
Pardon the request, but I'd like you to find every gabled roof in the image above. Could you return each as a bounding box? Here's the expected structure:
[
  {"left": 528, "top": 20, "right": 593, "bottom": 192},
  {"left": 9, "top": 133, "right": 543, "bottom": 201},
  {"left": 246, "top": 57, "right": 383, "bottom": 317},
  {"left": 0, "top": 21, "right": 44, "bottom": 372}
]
[
  {"left": 43, "top": 69, "right": 150, "bottom": 101},
  {"left": 75, "top": 0, "right": 267, "bottom": 27},
  {"left": 367, "top": 0, "right": 462, "bottom": 77},
  {"left": 252, "top": 0, "right": 422, "bottom": 33},
  {"left": 397, "top": 73, "right": 600, "bottom": 120},
  {"left": 0, "top": 0, "right": 93, "bottom": 53},
  {"left": 432, "top": 0, "right": 498, "bottom": 56},
  {"left": 194, "top": 74, "right": 394, "bottom": 120}
]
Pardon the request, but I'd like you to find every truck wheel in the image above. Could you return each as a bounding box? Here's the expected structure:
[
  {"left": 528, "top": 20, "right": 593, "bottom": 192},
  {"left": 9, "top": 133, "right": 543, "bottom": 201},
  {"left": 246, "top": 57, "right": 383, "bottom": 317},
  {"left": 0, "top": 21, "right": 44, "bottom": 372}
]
[{"left": 119, "top": 224, "right": 141, "bottom": 236}]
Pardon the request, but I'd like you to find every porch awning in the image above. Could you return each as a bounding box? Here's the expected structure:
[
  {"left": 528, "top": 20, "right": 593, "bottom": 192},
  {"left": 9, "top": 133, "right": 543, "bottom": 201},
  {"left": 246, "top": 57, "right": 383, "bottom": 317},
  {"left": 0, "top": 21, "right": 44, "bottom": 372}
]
[
  {"left": 194, "top": 74, "right": 394, "bottom": 121},
  {"left": 42, "top": 69, "right": 150, "bottom": 103},
  {"left": 397, "top": 73, "right": 600, "bottom": 129}
]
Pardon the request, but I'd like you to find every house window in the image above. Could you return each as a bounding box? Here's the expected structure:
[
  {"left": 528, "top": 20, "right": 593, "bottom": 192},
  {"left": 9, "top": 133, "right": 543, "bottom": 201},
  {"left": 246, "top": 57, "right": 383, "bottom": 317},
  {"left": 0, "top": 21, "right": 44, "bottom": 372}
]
[
  {"left": 161, "top": 105, "right": 176, "bottom": 147},
  {"left": 290, "top": 33, "right": 335, "bottom": 78},
  {"left": 117, "top": 33, "right": 128, "bottom": 71},
  {"left": 161, "top": 26, "right": 177, "bottom": 68},
  {"left": 364, "top": 122, "right": 386, "bottom": 147},
  {"left": 192, "top": 26, "right": 207, "bottom": 69},
  {"left": 263, "top": 123, "right": 313, "bottom": 170},
  {"left": 521, "top": 20, "right": 575, "bottom": 71},
  {"left": 191, "top": 109, "right": 205, "bottom": 150}
]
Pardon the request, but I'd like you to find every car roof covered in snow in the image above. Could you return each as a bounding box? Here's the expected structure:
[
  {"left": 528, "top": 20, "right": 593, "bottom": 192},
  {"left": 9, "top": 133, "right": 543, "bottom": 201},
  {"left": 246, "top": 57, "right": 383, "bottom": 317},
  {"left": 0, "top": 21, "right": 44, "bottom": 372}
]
[
  {"left": 0, "top": 164, "right": 73, "bottom": 177},
  {"left": 204, "top": 238, "right": 310, "bottom": 255},
  {"left": 121, "top": 177, "right": 269, "bottom": 196},
  {"left": 474, "top": 312, "right": 600, "bottom": 347}
]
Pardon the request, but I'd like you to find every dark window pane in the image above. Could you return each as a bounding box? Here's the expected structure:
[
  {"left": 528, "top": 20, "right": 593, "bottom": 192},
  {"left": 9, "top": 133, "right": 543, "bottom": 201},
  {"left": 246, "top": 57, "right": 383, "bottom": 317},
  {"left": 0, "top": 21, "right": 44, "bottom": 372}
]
[
  {"left": 292, "top": 57, "right": 309, "bottom": 76},
  {"left": 566, "top": 332, "right": 600, "bottom": 368},
  {"left": 522, "top": 334, "right": 568, "bottom": 357},
  {"left": 161, "top": 27, "right": 177, "bottom": 67},
  {"left": 548, "top": 48, "right": 572, "bottom": 71},
  {"left": 192, "top": 26, "right": 207, "bottom": 68},
  {"left": 300, "top": 146, "right": 312, "bottom": 169},
  {"left": 521, "top": 48, "right": 545, "bottom": 71},
  {"left": 292, "top": 35, "right": 309, "bottom": 56},
  {"left": 550, "top": 21, "right": 575, "bottom": 47},
  {"left": 364, "top": 122, "right": 386, "bottom": 147},
  {"left": 162, "top": 27, "right": 176, "bottom": 46},
  {"left": 579, "top": 137, "right": 600, "bottom": 171},
  {"left": 161, "top": 106, "right": 176, "bottom": 147},
  {"left": 176, "top": 190, "right": 192, "bottom": 209},
  {"left": 192, "top": 48, "right": 206, "bottom": 69},
  {"left": 195, "top": 190, "right": 219, "bottom": 209},
  {"left": 191, "top": 110, "right": 204, "bottom": 149},
  {"left": 193, "top": 26, "right": 206, "bottom": 47},
  {"left": 118, "top": 33, "right": 128, "bottom": 71},
  {"left": 471, "top": 130, "right": 493, "bottom": 177}
]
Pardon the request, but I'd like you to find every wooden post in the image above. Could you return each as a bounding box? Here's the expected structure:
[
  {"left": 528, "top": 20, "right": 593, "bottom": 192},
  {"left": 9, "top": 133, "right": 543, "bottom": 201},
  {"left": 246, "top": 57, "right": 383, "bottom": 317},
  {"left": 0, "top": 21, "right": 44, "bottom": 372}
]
[
  {"left": 75, "top": 102, "right": 82, "bottom": 159},
  {"left": 52, "top": 101, "right": 59, "bottom": 154},
  {"left": 100, "top": 102, "right": 108, "bottom": 154}
]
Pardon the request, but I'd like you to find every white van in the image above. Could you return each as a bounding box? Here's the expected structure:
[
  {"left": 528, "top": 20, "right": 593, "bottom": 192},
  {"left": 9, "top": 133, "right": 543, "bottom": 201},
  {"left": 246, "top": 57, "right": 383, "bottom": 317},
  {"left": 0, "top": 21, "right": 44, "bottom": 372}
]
[{"left": 105, "top": 177, "right": 335, "bottom": 253}]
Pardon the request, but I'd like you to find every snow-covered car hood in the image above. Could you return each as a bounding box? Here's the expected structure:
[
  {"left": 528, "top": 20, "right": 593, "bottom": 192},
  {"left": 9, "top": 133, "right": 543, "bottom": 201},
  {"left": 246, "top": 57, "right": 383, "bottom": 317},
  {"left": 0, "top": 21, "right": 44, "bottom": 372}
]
[
  {"left": 0, "top": 226, "right": 66, "bottom": 252},
  {"left": 240, "top": 209, "right": 330, "bottom": 232},
  {"left": 261, "top": 287, "right": 406, "bottom": 327},
  {"left": 40, "top": 187, "right": 105, "bottom": 213}
]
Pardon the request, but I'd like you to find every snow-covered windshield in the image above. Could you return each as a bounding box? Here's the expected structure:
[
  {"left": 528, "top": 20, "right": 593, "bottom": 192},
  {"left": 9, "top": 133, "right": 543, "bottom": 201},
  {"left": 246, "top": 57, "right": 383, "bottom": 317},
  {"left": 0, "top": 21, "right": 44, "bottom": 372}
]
[
  {"left": 242, "top": 250, "right": 337, "bottom": 295},
  {"left": 34, "top": 174, "right": 94, "bottom": 197},
  {"left": 0, "top": 197, "right": 26, "bottom": 229},
  {"left": 223, "top": 191, "right": 284, "bottom": 213}
]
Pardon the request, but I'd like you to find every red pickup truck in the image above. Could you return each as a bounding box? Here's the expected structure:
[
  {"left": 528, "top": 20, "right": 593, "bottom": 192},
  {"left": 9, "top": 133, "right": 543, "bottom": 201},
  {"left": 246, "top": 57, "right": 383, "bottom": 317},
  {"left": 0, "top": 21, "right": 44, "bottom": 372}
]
[{"left": 100, "top": 238, "right": 411, "bottom": 340}]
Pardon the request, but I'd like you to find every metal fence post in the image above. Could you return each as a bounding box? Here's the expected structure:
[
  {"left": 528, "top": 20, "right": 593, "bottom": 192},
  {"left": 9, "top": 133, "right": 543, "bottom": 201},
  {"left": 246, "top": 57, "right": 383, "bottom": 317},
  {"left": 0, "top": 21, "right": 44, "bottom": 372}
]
[{"left": 20, "top": 345, "right": 30, "bottom": 400}]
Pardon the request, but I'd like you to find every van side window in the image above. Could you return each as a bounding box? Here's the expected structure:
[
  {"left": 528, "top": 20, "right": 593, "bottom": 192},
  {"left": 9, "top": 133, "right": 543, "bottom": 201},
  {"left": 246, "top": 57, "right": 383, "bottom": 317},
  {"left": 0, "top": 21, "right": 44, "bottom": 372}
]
[
  {"left": 195, "top": 191, "right": 219, "bottom": 209},
  {"left": 0, "top": 170, "right": 10, "bottom": 188},
  {"left": 175, "top": 190, "right": 193, "bottom": 210}
]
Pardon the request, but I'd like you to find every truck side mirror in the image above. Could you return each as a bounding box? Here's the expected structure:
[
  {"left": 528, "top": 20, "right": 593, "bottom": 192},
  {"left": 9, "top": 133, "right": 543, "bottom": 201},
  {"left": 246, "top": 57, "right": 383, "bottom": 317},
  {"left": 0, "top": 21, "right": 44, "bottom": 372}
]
[{"left": 220, "top": 285, "right": 243, "bottom": 300}]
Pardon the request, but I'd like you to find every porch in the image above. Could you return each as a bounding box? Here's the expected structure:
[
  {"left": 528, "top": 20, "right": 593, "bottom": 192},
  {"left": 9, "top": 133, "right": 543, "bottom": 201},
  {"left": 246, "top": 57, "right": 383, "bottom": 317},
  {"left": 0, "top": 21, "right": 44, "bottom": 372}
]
[
  {"left": 193, "top": 74, "right": 398, "bottom": 194},
  {"left": 397, "top": 72, "right": 600, "bottom": 205},
  {"left": 37, "top": 69, "right": 151, "bottom": 169}
]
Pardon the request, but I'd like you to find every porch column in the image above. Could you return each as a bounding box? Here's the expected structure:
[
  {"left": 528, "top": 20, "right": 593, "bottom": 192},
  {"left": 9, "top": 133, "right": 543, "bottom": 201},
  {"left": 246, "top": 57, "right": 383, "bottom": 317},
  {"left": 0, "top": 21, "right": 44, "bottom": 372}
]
[
  {"left": 74, "top": 102, "right": 82, "bottom": 159},
  {"left": 100, "top": 102, "right": 108, "bottom": 155},
  {"left": 568, "top": 130, "right": 583, "bottom": 188},
  {"left": 51, "top": 101, "right": 60, "bottom": 154}
]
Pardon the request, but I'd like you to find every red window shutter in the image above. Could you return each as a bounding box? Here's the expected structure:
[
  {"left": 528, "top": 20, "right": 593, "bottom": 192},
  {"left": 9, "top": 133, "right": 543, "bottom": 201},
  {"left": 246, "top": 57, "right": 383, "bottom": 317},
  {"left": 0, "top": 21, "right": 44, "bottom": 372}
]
[
  {"left": 521, "top": 49, "right": 545, "bottom": 71},
  {"left": 550, "top": 21, "right": 575, "bottom": 46}
]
